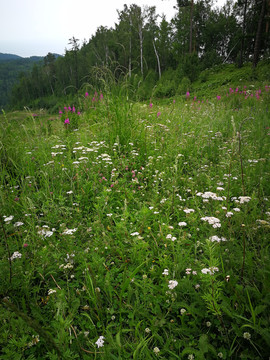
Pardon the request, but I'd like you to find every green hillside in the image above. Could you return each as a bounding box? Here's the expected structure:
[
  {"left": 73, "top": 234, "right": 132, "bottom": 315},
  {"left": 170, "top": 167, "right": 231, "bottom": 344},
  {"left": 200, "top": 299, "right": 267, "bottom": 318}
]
[{"left": 0, "top": 54, "right": 44, "bottom": 108}]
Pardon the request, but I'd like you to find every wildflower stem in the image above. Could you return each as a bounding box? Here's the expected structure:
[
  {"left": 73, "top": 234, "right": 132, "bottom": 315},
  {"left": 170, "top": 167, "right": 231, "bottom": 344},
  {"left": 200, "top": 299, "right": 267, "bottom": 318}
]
[
  {"left": 238, "top": 117, "right": 254, "bottom": 196},
  {"left": 240, "top": 232, "right": 246, "bottom": 283},
  {"left": 0, "top": 217, "right": 12, "bottom": 284}
]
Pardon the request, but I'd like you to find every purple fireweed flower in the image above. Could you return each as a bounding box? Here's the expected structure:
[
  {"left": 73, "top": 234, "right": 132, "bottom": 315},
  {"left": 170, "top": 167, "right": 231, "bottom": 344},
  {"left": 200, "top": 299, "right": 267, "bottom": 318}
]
[
  {"left": 85, "top": 92, "right": 89, "bottom": 97},
  {"left": 217, "top": 95, "right": 221, "bottom": 100},
  {"left": 186, "top": 91, "right": 190, "bottom": 98},
  {"left": 59, "top": 110, "right": 63, "bottom": 115},
  {"left": 77, "top": 111, "right": 81, "bottom": 115},
  {"left": 64, "top": 118, "right": 70, "bottom": 124},
  {"left": 72, "top": 106, "right": 76, "bottom": 113},
  {"left": 100, "top": 93, "right": 104, "bottom": 100},
  {"left": 149, "top": 103, "right": 153, "bottom": 108},
  {"left": 157, "top": 111, "right": 161, "bottom": 117}
]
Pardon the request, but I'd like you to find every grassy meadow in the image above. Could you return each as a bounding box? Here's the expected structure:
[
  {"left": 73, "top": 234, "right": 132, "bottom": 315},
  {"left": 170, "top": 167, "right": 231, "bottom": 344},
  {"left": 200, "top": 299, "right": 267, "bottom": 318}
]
[{"left": 1, "top": 69, "right": 270, "bottom": 359}]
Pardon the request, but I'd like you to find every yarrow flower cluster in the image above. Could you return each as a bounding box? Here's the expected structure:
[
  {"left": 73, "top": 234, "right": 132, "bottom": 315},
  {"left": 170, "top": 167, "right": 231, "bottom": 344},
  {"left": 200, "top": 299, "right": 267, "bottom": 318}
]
[
  {"left": 201, "top": 267, "right": 219, "bottom": 275},
  {"left": 201, "top": 216, "right": 221, "bottom": 228},
  {"left": 62, "top": 228, "right": 77, "bottom": 235},
  {"left": 166, "top": 234, "right": 177, "bottom": 241},
  {"left": 162, "top": 269, "right": 169, "bottom": 275},
  {"left": 168, "top": 280, "right": 178, "bottom": 289},
  {"left": 38, "top": 225, "right": 54, "bottom": 238},
  {"left": 95, "top": 336, "right": 105, "bottom": 348},
  {"left": 10, "top": 251, "right": 22, "bottom": 261},
  {"left": 185, "top": 268, "right": 197, "bottom": 275},
  {"left": 48, "top": 289, "right": 57, "bottom": 295},
  {"left": 209, "top": 235, "right": 227, "bottom": 243},
  {"left": 3, "top": 215, "right": 14, "bottom": 224},
  {"left": 183, "top": 208, "right": 195, "bottom": 214},
  {"left": 196, "top": 191, "right": 225, "bottom": 202}
]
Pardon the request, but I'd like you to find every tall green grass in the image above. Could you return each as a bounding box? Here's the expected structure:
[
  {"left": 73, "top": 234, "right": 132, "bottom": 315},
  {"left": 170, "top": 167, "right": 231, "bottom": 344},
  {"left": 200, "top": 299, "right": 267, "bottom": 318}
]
[{"left": 0, "top": 82, "right": 270, "bottom": 359}]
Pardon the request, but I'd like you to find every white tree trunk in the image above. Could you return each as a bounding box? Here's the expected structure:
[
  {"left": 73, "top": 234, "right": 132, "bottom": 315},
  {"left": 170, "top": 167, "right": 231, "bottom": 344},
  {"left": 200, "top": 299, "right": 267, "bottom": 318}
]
[{"left": 153, "top": 39, "right": 161, "bottom": 80}]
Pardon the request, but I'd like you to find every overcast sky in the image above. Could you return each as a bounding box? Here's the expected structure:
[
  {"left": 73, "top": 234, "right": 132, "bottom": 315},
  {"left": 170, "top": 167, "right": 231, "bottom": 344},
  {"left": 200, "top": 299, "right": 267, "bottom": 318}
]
[{"left": 0, "top": 0, "right": 226, "bottom": 57}]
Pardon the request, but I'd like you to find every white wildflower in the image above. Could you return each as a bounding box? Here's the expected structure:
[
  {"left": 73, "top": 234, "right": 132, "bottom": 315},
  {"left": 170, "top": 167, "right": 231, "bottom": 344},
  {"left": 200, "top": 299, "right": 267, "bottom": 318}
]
[
  {"left": 209, "top": 235, "right": 227, "bottom": 243},
  {"left": 201, "top": 216, "right": 221, "bottom": 228},
  {"left": 183, "top": 208, "right": 195, "bottom": 214},
  {"left": 62, "top": 228, "right": 77, "bottom": 235},
  {"left": 4, "top": 215, "right": 14, "bottom": 224},
  {"left": 10, "top": 251, "right": 22, "bottom": 261},
  {"left": 48, "top": 289, "right": 57, "bottom": 295},
  {"left": 238, "top": 196, "right": 251, "bottom": 204},
  {"left": 243, "top": 332, "right": 251, "bottom": 340},
  {"left": 95, "top": 335, "right": 105, "bottom": 348},
  {"left": 14, "top": 222, "right": 24, "bottom": 227},
  {"left": 168, "top": 280, "right": 178, "bottom": 289}
]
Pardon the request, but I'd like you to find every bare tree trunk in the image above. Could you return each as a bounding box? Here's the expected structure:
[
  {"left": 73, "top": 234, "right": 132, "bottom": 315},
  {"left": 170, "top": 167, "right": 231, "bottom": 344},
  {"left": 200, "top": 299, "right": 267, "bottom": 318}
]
[
  {"left": 153, "top": 39, "right": 161, "bottom": 80},
  {"left": 253, "top": 0, "right": 266, "bottom": 68}
]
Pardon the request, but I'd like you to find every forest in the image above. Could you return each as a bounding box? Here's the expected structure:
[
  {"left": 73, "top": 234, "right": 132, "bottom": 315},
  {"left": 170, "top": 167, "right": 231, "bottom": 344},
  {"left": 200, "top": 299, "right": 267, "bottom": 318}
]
[
  {"left": 0, "top": 55, "right": 44, "bottom": 109},
  {"left": 4, "top": 0, "right": 270, "bottom": 110}
]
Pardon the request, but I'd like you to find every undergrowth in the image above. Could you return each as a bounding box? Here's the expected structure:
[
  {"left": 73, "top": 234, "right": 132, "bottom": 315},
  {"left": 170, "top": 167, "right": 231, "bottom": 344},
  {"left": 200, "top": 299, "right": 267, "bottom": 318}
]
[{"left": 0, "top": 80, "right": 270, "bottom": 359}]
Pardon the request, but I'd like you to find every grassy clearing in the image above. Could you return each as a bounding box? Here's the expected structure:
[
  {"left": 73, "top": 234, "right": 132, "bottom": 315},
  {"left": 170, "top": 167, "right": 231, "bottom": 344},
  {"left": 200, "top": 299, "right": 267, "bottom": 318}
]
[{"left": 0, "top": 81, "right": 270, "bottom": 359}]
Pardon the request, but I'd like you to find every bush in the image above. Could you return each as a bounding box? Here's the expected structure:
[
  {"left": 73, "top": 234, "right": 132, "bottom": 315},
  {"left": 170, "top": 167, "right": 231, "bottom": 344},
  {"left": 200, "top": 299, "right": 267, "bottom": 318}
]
[
  {"left": 153, "top": 68, "right": 176, "bottom": 98},
  {"left": 177, "top": 76, "right": 191, "bottom": 95}
]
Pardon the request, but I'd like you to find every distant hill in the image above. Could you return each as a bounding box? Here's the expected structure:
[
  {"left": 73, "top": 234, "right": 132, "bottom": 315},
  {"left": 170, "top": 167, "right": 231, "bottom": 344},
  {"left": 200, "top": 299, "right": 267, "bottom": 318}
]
[
  {"left": 0, "top": 53, "right": 61, "bottom": 109},
  {"left": 0, "top": 53, "right": 23, "bottom": 61}
]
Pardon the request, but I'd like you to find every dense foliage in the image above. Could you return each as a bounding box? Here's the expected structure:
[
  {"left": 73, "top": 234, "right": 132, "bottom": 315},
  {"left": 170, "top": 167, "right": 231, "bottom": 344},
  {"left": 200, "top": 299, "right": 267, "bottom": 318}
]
[
  {"left": 5, "top": 0, "right": 270, "bottom": 110},
  {"left": 0, "top": 55, "right": 44, "bottom": 108},
  {"left": 0, "top": 63, "right": 270, "bottom": 359}
]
